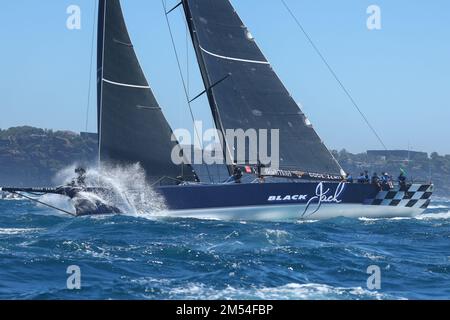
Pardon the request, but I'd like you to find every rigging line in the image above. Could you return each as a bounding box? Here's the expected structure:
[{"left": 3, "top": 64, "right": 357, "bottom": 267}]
[
  {"left": 183, "top": 14, "right": 190, "bottom": 179},
  {"left": 10, "top": 191, "right": 76, "bottom": 216},
  {"left": 280, "top": 0, "right": 388, "bottom": 151},
  {"left": 162, "top": 1, "right": 190, "bottom": 106},
  {"left": 185, "top": 15, "right": 190, "bottom": 97},
  {"left": 85, "top": 0, "right": 98, "bottom": 133},
  {"left": 161, "top": 0, "right": 213, "bottom": 182}
]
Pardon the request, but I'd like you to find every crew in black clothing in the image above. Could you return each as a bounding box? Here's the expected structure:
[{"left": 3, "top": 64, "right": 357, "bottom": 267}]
[
  {"left": 232, "top": 163, "right": 243, "bottom": 184},
  {"left": 371, "top": 172, "right": 380, "bottom": 185},
  {"left": 72, "top": 167, "right": 87, "bottom": 187},
  {"left": 256, "top": 160, "right": 266, "bottom": 182},
  {"left": 364, "top": 170, "right": 370, "bottom": 184}
]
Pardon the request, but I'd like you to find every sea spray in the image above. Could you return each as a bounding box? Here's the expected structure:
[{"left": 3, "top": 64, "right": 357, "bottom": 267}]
[
  {"left": 38, "top": 194, "right": 76, "bottom": 214},
  {"left": 51, "top": 163, "right": 167, "bottom": 216}
]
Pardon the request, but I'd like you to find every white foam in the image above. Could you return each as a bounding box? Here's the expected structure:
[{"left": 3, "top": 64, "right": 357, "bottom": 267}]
[
  {"left": 1, "top": 197, "right": 26, "bottom": 201},
  {"left": 265, "top": 229, "right": 291, "bottom": 238},
  {"left": 416, "top": 211, "right": 450, "bottom": 220},
  {"left": 37, "top": 194, "right": 76, "bottom": 215},
  {"left": 53, "top": 163, "right": 167, "bottom": 217},
  {"left": 296, "top": 219, "right": 319, "bottom": 224},
  {"left": 358, "top": 217, "right": 383, "bottom": 222},
  {"left": 264, "top": 229, "right": 292, "bottom": 245},
  {"left": 363, "top": 252, "right": 385, "bottom": 261},
  {"left": 429, "top": 197, "right": 450, "bottom": 203},
  {"left": 359, "top": 216, "right": 412, "bottom": 222},
  {"left": 428, "top": 205, "right": 449, "bottom": 209},
  {"left": 0, "top": 228, "right": 44, "bottom": 235},
  {"left": 165, "top": 282, "right": 393, "bottom": 300}
]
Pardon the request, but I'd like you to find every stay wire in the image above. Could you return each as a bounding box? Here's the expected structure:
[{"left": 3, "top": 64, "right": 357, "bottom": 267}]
[
  {"left": 10, "top": 192, "right": 76, "bottom": 216},
  {"left": 280, "top": 0, "right": 388, "bottom": 150},
  {"left": 85, "top": 0, "right": 98, "bottom": 132}
]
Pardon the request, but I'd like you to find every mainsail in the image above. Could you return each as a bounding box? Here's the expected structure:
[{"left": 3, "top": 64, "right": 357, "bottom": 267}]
[
  {"left": 97, "top": 0, "right": 192, "bottom": 181},
  {"left": 182, "top": 0, "right": 343, "bottom": 176}
]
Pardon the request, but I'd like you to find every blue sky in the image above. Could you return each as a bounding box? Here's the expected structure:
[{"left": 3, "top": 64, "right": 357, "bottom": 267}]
[{"left": 0, "top": 0, "right": 449, "bottom": 154}]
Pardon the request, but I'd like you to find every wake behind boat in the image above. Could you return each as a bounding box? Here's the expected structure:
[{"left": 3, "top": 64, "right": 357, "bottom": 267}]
[{"left": 1, "top": 0, "right": 433, "bottom": 220}]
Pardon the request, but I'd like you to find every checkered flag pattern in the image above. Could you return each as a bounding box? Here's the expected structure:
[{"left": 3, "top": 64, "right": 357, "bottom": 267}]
[{"left": 369, "top": 184, "right": 433, "bottom": 209}]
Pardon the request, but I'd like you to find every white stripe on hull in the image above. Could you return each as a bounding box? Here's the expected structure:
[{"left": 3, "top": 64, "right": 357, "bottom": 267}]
[{"left": 159, "top": 204, "right": 425, "bottom": 221}]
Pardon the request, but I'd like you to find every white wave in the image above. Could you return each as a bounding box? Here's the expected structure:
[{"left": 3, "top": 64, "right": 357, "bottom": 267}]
[
  {"left": 0, "top": 197, "right": 27, "bottom": 202},
  {"left": 224, "top": 231, "right": 240, "bottom": 240},
  {"left": 0, "top": 228, "right": 44, "bottom": 235},
  {"left": 53, "top": 163, "right": 167, "bottom": 217},
  {"left": 358, "top": 217, "right": 412, "bottom": 222},
  {"left": 66, "top": 242, "right": 135, "bottom": 262},
  {"left": 129, "top": 277, "right": 172, "bottom": 286},
  {"left": 362, "top": 252, "right": 385, "bottom": 261},
  {"left": 296, "top": 219, "right": 319, "bottom": 224},
  {"left": 165, "top": 282, "right": 394, "bottom": 300},
  {"left": 265, "top": 229, "right": 291, "bottom": 238},
  {"left": 429, "top": 196, "right": 450, "bottom": 203},
  {"left": 264, "top": 229, "right": 292, "bottom": 245},
  {"left": 427, "top": 205, "right": 449, "bottom": 209},
  {"left": 359, "top": 212, "right": 450, "bottom": 222},
  {"left": 416, "top": 211, "right": 450, "bottom": 220},
  {"left": 37, "top": 194, "right": 76, "bottom": 215},
  {"left": 359, "top": 217, "right": 381, "bottom": 222}
]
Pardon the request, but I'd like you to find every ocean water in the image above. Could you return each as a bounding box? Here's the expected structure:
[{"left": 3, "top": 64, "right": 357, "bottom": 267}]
[{"left": 0, "top": 198, "right": 449, "bottom": 300}]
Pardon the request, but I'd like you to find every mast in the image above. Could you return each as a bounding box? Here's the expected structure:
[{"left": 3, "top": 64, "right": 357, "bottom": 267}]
[
  {"left": 181, "top": 1, "right": 234, "bottom": 170},
  {"left": 97, "top": 0, "right": 106, "bottom": 163}
]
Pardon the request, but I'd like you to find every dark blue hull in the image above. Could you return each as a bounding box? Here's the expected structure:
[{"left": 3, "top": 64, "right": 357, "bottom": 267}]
[
  {"left": 156, "top": 181, "right": 378, "bottom": 211},
  {"left": 154, "top": 181, "right": 432, "bottom": 220}
]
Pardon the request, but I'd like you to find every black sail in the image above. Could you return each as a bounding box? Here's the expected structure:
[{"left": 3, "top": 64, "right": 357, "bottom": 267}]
[
  {"left": 182, "top": 0, "right": 343, "bottom": 175},
  {"left": 97, "top": 0, "right": 192, "bottom": 181}
]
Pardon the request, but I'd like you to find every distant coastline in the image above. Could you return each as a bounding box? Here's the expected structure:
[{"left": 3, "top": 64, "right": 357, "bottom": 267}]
[
  {"left": 0, "top": 126, "right": 97, "bottom": 187},
  {"left": 1, "top": 126, "right": 449, "bottom": 197}
]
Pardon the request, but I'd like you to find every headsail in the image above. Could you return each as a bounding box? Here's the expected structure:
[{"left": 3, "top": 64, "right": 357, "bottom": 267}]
[
  {"left": 97, "top": 0, "right": 192, "bottom": 182},
  {"left": 182, "top": 0, "right": 343, "bottom": 176}
]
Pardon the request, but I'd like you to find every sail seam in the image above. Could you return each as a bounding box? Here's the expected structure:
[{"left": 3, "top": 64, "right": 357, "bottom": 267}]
[
  {"left": 103, "top": 78, "right": 150, "bottom": 89},
  {"left": 199, "top": 46, "right": 269, "bottom": 65},
  {"left": 113, "top": 38, "right": 133, "bottom": 47}
]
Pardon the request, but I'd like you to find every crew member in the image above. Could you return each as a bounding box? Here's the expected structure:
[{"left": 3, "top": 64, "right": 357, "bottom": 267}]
[
  {"left": 346, "top": 173, "right": 354, "bottom": 184},
  {"left": 72, "top": 167, "right": 87, "bottom": 187},
  {"left": 232, "top": 163, "right": 243, "bottom": 184},
  {"left": 398, "top": 169, "right": 407, "bottom": 190},
  {"left": 256, "top": 160, "right": 266, "bottom": 183},
  {"left": 381, "top": 172, "right": 392, "bottom": 190},
  {"left": 357, "top": 172, "right": 366, "bottom": 184},
  {"left": 371, "top": 172, "right": 380, "bottom": 185}
]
